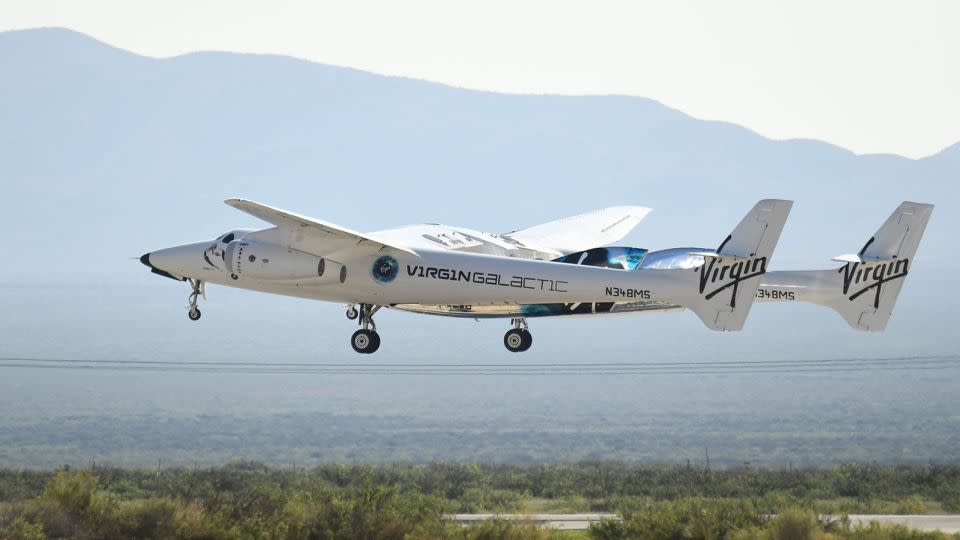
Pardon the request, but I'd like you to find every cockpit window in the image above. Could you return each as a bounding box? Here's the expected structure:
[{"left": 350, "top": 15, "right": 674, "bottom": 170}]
[{"left": 222, "top": 233, "right": 235, "bottom": 244}]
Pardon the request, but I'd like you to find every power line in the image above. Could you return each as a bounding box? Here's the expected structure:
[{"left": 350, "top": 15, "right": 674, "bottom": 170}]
[
  {"left": 0, "top": 355, "right": 957, "bottom": 376},
  {"left": 0, "top": 354, "right": 955, "bottom": 368}
]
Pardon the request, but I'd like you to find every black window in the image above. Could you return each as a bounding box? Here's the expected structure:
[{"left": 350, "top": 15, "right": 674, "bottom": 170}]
[{"left": 222, "top": 233, "right": 235, "bottom": 244}]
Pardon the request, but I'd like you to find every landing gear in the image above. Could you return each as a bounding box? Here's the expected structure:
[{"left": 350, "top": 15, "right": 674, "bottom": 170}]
[
  {"left": 503, "top": 318, "right": 532, "bottom": 352},
  {"left": 350, "top": 303, "right": 382, "bottom": 354},
  {"left": 186, "top": 279, "right": 205, "bottom": 322},
  {"left": 345, "top": 305, "right": 359, "bottom": 320},
  {"left": 351, "top": 329, "right": 380, "bottom": 354}
]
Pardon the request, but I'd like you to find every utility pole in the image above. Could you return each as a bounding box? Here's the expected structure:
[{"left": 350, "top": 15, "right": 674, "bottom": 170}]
[{"left": 705, "top": 447, "right": 711, "bottom": 471}]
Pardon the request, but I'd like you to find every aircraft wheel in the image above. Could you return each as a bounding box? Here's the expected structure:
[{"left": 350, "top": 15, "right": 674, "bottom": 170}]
[
  {"left": 188, "top": 308, "right": 201, "bottom": 321},
  {"left": 351, "top": 329, "right": 380, "bottom": 354},
  {"left": 519, "top": 329, "right": 533, "bottom": 352},
  {"left": 346, "top": 306, "right": 359, "bottom": 320},
  {"left": 504, "top": 329, "right": 526, "bottom": 352}
]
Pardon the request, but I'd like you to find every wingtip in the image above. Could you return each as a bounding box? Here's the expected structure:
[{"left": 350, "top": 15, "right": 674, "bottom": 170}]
[{"left": 900, "top": 201, "right": 935, "bottom": 213}]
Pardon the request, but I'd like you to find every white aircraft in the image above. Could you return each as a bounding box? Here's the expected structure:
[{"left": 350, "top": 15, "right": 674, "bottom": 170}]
[{"left": 140, "top": 199, "right": 932, "bottom": 354}]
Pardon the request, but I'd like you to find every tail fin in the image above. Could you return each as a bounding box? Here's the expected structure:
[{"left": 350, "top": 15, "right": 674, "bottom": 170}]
[
  {"left": 758, "top": 201, "right": 934, "bottom": 331},
  {"left": 828, "top": 201, "right": 934, "bottom": 331},
  {"left": 687, "top": 199, "right": 793, "bottom": 331}
]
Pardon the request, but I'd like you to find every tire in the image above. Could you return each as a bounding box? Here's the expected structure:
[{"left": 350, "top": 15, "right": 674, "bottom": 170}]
[
  {"left": 188, "top": 308, "right": 201, "bottom": 321},
  {"left": 351, "top": 329, "right": 380, "bottom": 354},
  {"left": 519, "top": 330, "right": 533, "bottom": 352},
  {"left": 346, "top": 307, "right": 359, "bottom": 320},
  {"left": 503, "top": 329, "right": 525, "bottom": 352}
]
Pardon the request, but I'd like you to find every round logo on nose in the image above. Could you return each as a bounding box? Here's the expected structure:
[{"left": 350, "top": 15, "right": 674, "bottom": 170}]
[{"left": 371, "top": 255, "right": 399, "bottom": 283}]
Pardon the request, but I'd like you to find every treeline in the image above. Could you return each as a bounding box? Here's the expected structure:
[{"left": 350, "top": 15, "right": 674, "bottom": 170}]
[
  {"left": 5, "top": 462, "right": 959, "bottom": 511},
  {"left": 1, "top": 463, "right": 960, "bottom": 539}
]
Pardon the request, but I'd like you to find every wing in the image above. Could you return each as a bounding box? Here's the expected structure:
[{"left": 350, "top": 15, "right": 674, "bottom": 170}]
[
  {"left": 501, "top": 206, "right": 652, "bottom": 255},
  {"left": 225, "top": 199, "right": 417, "bottom": 255}
]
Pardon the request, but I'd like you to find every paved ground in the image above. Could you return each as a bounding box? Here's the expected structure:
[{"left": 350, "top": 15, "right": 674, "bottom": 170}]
[
  {"left": 443, "top": 514, "right": 620, "bottom": 530},
  {"left": 845, "top": 515, "right": 960, "bottom": 533},
  {"left": 444, "top": 514, "right": 960, "bottom": 532}
]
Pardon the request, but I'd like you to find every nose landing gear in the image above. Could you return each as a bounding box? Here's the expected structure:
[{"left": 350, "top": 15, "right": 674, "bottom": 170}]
[
  {"left": 186, "top": 279, "right": 205, "bottom": 321},
  {"left": 350, "top": 304, "right": 382, "bottom": 354},
  {"left": 504, "top": 318, "right": 532, "bottom": 352}
]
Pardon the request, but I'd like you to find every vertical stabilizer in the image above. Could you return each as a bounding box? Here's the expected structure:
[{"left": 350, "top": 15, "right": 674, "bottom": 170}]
[
  {"left": 828, "top": 201, "right": 934, "bottom": 331},
  {"left": 687, "top": 199, "right": 793, "bottom": 331}
]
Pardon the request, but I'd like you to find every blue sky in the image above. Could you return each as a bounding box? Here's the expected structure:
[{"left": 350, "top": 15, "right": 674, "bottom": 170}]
[{"left": 1, "top": 0, "right": 958, "bottom": 158}]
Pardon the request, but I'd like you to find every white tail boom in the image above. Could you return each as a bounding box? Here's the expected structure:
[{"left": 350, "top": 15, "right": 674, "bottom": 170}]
[{"left": 757, "top": 201, "right": 934, "bottom": 331}]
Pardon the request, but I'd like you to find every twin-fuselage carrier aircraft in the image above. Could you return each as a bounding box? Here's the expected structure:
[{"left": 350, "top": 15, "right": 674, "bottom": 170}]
[{"left": 141, "top": 199, "right": 932, "bottom": 354}]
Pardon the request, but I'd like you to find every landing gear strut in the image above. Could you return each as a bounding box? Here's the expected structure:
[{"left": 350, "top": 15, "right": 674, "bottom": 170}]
[
  {"left": 504, "top": 318, "right": 532, "bottom": 352},
  {"left": 350, "top": 303, "right": 382, "bottom": 354},
  {"left": 186, "top": 279, "right": 205, "bottom": 321}
]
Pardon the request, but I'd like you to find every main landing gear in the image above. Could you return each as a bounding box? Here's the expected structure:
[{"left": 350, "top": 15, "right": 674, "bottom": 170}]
[
  {"left": 504, "top": 318, "right": 533, "bottom": 352},
  {"left": 186, "top": 279, "right": 205, "bottom": 321},
  {"left": 348, "top": 304, "right": 382, "bottom": 354}
]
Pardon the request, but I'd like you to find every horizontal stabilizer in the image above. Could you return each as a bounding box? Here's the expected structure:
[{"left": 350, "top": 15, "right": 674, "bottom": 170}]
[{"left": 831, "top": 254, "right": 866, "bottom": 263}]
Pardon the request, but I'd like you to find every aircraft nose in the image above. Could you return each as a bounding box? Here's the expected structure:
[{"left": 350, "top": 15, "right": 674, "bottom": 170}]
[{"left": 139, "top": 243, "right": 207, "bottom": 281}]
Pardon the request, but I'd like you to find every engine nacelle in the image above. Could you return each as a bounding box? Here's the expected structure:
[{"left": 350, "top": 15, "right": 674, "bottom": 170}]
[{"left": 224, "top": 240, "right": 345, "bottom": 283}]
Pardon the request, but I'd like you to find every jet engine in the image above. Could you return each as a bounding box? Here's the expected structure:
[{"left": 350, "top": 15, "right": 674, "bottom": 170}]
[{"left": 224, "top": 240, "right": 345, "bottom": 283}]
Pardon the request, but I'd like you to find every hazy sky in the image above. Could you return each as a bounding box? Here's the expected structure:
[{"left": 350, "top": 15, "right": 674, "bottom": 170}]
[{"left": 2, "top": 0, "right": 958, "bottom": 158}]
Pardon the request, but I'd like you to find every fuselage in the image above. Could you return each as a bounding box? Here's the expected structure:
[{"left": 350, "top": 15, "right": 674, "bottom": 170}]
[{"left": 141, "top": 227, "right": 803, "bottom": 320}]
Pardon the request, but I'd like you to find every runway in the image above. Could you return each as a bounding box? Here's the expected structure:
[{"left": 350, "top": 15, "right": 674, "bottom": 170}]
[
  {"left": 443, "top": 514, "right": 960, "bottom": 532},
  {"left": 443, "top": 514, "right": 620, "bottom": 530},
  {"left": 844, "top": 515, "right": 960, "bottom": 533}
]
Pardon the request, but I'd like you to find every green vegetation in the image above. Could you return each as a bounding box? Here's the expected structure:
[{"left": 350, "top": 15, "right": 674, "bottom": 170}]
[
  {"left": 1, "top": 463, "right": 959, "bottom": 539},
  {"left": 592, "top": 504, "right": 960, "bottom": 540}
]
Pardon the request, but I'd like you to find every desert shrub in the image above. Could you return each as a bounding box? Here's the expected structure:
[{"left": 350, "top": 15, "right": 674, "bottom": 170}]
[
  {"left": 457, "top": 487, "right": 525, "bottom": 513},
  {"left": 895, "top": 497, "right": 927, "bottom": 515},
  {"left": 589, "top": 518, "right": 628, "bottom": 540},
  {"left": 767, "top": 508, "right": 821, "bottom": 540},
  {"left": 840, "top": 522, "right": 955, "bottom": 540},
  {"left": 938, "top": 492, "right": 960, "bottom": 513},
  {"left": 449, "top": 519, "right": 553, "bottom": 540},
  {"left": 38, "top": 471, "right": 105, "bottom": 520},
  {"left": 0, "top": 517, "right": 48, "bottom": 540},
  {"left": 610, "top": 498, "right": 762, "bottom": 540},
  {"left": 728, "top": 527, "right": 770, "bottom": 540},
  {"left": 112, "top": 497, "right": 183, "bottom": 539}
]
